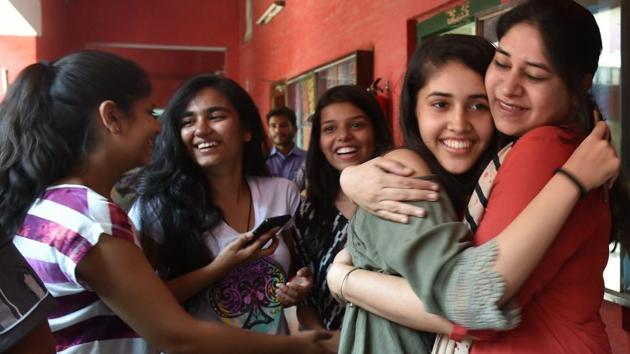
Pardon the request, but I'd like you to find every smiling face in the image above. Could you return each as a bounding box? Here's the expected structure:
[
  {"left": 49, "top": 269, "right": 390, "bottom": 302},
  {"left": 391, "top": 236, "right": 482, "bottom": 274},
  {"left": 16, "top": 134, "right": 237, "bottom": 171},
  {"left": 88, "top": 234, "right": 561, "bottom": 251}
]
[
  {"left": 118, "top": 96, "right": 161, "bottom": 169},
  {"left": 179, "top": 87, "right": 250, "bottom": 171},
  {"left": 319, "top": 102, "right": 376, "bottom": 172},
  {"left": 485, "top": 23, "right": 572, "bottom": 137},
  {"left": 415, "top": 60, "right": 494, "bottom": 175}
]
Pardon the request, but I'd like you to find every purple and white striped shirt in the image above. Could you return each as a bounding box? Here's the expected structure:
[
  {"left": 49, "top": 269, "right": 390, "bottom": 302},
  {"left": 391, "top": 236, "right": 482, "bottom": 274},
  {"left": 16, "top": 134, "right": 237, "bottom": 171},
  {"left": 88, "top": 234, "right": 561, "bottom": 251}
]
[{"left": 13, "top": 185, "right": 151, "bottom": 354}]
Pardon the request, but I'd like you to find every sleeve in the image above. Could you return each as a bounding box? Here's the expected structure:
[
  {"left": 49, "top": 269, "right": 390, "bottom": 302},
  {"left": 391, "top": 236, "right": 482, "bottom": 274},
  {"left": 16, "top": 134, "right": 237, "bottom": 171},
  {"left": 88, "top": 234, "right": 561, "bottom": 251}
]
[
  {"left": 0, "top": 241, "right": 56, "bottom": 352},
  {"left": 472, "top": 127, "right": 591, "bottom": 307},
  {"left": 286, "top": 180, "right": 301, "bottom": 216},
  {"left": 350, "top": 198, "right": 518, "bottom": 330},
  {"left": 127, "top": 200, "right": 142, "bottom": 232},
  {"left": 127, "top": 198, "right": 164, "bottom": 245}
]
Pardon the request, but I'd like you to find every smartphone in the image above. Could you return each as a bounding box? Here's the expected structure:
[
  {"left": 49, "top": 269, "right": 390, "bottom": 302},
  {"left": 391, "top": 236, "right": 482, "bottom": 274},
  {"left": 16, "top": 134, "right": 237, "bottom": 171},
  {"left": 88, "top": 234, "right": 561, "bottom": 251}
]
[{"left": 247, "top": 214, "right": 292, "bottom": 244}]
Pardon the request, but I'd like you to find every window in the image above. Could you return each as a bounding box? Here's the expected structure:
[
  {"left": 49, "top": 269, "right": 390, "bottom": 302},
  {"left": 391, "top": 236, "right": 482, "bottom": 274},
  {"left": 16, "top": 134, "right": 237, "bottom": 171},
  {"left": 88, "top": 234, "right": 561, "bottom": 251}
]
[
  {"left": 285, "top": 51, "right": 373, "bottom": 149},
  {"left": 578, "top": 0, "right": 630, "bottom": 307}
]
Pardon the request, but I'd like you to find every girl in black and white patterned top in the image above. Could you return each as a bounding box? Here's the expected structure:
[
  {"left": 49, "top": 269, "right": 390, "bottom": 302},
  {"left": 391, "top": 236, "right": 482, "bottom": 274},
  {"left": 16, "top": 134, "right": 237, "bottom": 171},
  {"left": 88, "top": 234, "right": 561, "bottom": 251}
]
[{"left": 291, "top": 85, "right": 393, "bottom": 349}]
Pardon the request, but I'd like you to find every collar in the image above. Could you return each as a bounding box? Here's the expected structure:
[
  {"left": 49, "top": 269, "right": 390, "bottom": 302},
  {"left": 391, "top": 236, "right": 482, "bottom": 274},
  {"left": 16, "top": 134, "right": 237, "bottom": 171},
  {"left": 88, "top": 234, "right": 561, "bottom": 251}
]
[{"left": 270, "top": 145, "right": 305, "bottom": 157}]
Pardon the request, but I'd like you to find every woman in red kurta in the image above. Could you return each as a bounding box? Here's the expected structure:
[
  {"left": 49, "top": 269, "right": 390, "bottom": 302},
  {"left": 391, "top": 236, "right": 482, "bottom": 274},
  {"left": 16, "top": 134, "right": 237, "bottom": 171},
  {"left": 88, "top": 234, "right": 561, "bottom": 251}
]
[{"left": 469, "top": 126, "right": 611, "bottom": 353}]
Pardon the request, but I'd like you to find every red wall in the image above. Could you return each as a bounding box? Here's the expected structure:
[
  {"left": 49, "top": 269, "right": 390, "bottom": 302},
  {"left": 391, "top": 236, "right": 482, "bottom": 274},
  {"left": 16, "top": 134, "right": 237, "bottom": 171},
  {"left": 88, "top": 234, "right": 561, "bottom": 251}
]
[
  {"left": 63, "top": 0, "right": 238, "bottom": 56},
  {"left": 237, "top": 0, "right": 456, "bottom": 143},
  {"left": 64, "top": 0, "right": 238, "bottom": 95},
  {"left": 1, "top": 0, "right": 69, "bottom": 100},
  {"left": 37, "top": 0, "right": 71, "bottom": 61},
  {"left": 86, "top": 45, "right": 225, "bottom": 106},
  {"left": 1, "top": 0, "right": 239, "bottom": 105},
  {"left": 0, "top": 36, "right": 36, "bottom": 89},
  {"left": 61, "top": 0, "right": 239, "bottom": 106}
]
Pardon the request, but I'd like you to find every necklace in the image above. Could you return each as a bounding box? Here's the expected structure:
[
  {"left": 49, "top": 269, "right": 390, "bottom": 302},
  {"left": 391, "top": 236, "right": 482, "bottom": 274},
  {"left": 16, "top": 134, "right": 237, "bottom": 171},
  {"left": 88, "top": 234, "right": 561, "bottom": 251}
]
[
  {"left": 245, "top": 182, "right": 252, "bottom": 230},
  {"left": 221, "top": 180, "right": 253, "bottom": 232}
]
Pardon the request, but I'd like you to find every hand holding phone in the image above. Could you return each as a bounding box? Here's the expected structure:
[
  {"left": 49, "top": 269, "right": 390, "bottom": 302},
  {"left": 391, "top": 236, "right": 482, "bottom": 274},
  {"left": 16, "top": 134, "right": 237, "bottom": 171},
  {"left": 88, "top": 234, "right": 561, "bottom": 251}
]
[{"left": 246, "top": 214, "right": 292, "bottom": 245}]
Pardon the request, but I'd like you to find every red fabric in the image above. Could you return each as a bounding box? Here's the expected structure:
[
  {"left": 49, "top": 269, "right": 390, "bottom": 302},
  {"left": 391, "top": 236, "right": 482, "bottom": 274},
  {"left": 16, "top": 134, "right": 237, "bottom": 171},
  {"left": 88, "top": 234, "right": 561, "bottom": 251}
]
[
  {"left": 450, "top": 324, "right": 469, "bottom": 342},
  {"left": 470, "top": 126, "right": 612, "bottom": 354}
]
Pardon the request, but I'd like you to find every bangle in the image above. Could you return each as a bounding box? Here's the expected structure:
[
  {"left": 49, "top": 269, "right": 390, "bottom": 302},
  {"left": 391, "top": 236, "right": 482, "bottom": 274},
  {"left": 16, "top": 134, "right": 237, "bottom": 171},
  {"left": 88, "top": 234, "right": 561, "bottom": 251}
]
[
  {"left": 554, "top": 168, "right": 587, "bottom": 199},
  {"left": 339, "top": 267, "right": 360, "bottom": 306},
  {"left": 449, "top": 324, "right": 468, "bottom": 342}
]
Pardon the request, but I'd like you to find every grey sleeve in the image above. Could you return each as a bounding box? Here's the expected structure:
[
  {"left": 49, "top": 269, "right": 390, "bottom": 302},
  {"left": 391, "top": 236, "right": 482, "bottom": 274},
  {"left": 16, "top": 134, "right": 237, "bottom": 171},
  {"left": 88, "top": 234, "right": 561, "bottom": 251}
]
[
  {"left": 439, "top": 240, "right": 520, "bottom": 330},
  {"left": 0, "top": 241, "right": 56, "bottom": 352},
  {"left": 350, "top": 199, "right": 520, "bottom": 330}
]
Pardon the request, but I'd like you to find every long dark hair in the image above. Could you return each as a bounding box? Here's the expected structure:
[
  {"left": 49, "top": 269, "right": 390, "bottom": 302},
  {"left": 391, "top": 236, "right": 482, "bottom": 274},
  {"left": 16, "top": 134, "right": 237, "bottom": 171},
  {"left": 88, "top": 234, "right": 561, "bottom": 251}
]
[
  {"left": 497, "top": 0, "right": 601, "bottom": 135},
  {"left": 306, "top": 85, "right": 393, "bottom": 226},
  {"left": 0, "top": 50, "right": 150, "bottom": 244},
  {"left": 135, "top": 74, "right": 269, "bottom": 281},
  {"left": 400, "top": 34, "right": 507, "bottom": 214},
  {"left": 497, "top": 0, "right": 629, "bottom": 248}
]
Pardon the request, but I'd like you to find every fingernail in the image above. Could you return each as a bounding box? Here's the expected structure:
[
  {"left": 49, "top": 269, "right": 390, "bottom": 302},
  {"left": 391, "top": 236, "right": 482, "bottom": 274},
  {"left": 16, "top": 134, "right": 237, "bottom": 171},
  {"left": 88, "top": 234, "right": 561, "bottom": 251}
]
[
  {"left": 431, "top": 184, "right": 440, "bottom": 191},
  {"left": 428, "top": 193, "right": 438, "bottom": 200},
  {"left": 415, "top": 209, "right": 426, "bottom": 217}
]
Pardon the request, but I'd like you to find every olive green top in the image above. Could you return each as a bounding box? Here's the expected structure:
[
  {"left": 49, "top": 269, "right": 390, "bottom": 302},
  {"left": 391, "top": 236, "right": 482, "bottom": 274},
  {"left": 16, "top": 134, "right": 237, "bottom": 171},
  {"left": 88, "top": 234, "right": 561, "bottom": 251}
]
[{"left": 339, "top": 193, "right": 517, "bottom": 354}]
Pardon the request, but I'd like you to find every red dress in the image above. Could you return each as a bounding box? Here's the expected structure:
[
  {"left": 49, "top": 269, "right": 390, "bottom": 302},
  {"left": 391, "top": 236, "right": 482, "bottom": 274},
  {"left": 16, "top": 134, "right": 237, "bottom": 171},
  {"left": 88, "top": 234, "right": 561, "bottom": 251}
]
[{"left": 470, "top": 126, "right": 612, "bottom": 353}]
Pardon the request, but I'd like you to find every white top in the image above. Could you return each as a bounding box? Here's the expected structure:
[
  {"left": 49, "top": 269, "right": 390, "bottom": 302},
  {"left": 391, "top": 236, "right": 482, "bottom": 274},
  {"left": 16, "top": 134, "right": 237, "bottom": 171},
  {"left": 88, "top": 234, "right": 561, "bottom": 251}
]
[{"left": 129, "top": 176, "right": 300, "bottom": 334}]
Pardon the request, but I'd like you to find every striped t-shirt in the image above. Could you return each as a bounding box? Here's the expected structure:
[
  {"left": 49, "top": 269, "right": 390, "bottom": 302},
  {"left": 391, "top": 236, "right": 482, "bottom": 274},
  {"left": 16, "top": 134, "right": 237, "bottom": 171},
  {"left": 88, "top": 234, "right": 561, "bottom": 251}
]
[{"left": 13, "top": 185, "right": 151, "bottom": 354}]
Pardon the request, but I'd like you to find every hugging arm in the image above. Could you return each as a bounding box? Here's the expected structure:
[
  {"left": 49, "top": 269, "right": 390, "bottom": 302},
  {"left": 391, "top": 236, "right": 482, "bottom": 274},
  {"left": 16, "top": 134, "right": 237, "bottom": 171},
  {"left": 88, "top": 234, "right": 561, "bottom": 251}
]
[
  {"left": 339, "top": 157, "right": 440, "bottom": 223},
  {"left": 330, "top": 123, "right": 619, "bottom": 330},
  {"left": 328, "top": 257, "right": 453, "bottom": 334},
  {"left": 328, "top": 151, "right": 459, "bottom": 336}
]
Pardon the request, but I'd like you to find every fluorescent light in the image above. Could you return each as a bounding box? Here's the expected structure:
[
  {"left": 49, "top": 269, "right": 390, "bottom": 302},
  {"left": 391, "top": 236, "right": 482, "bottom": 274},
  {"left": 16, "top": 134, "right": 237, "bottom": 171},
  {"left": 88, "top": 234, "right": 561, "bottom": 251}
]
[{"left": 256, "top": 0, "right": 285, "bottom": 25}]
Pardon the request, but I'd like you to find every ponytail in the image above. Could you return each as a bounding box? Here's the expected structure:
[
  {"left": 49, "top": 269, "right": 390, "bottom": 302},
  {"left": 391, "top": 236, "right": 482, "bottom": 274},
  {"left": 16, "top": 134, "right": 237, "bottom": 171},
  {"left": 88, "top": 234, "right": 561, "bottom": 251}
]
[
  {"left": 0, "top": 50, "right": 150, "bottom": 243},
  {"left": 0, "top": 62, "right": 74, "bottom": 243}
]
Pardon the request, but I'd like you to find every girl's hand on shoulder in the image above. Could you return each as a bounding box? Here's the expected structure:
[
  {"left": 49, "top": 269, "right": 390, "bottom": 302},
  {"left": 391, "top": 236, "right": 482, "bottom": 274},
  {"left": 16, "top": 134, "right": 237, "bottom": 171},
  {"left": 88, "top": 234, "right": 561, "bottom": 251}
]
[
  {"left": 276, "top": 267, "right": 313, "bottom": 307},
  {"left": 340, "top": 156, "right": 440, "bottom": 223},
  {"left": 563, "top": 121, "right": 620, "bottom": 191},
  {"left": 212, "top": 228, "right": 280, "bottom": 275}
]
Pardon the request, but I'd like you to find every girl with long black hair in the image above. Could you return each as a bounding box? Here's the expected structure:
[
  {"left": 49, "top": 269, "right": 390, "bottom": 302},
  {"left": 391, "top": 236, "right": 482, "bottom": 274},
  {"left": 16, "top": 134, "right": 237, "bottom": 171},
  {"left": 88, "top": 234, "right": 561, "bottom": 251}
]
[{"left": 3, "top": 51, "right": 330, "bottom": 353}]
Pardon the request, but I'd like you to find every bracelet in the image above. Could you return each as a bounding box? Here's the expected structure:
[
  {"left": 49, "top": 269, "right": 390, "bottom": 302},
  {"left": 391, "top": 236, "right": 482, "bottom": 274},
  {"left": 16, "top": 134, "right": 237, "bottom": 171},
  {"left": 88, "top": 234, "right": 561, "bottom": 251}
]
[
  {"left": 449, "top": 324, "right": 468, "bottom": 342},
  {"left": 554, "top": 168, "right": 587, "bottom": 199},
  {"left": 339, "top": 267, "right": 361, "bottom": 306}
]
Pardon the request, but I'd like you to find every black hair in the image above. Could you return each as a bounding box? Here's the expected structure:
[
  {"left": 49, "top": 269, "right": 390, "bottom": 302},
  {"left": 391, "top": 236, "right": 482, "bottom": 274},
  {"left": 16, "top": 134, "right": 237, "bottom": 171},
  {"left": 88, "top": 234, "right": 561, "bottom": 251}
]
[
  {"left": 0, "top": 50, "right": 150, "bottom": 244},
  {"left": 400, "top": 34, "right": 508, "bottom": 214},
  {"left": 496, "top": 0, "right": 601, "bottom": 135},
  {"left": 306, "top": 85, "right": 393, "bottom": 227},
  {"left": 135, "top": 74, "right": 269, "bottom": 283},
  {"left": 266, "top": 106, "right": 297, "bottom": 127},
  {"left": 497, "top": 0, "right": 629, "bottom": 250}
]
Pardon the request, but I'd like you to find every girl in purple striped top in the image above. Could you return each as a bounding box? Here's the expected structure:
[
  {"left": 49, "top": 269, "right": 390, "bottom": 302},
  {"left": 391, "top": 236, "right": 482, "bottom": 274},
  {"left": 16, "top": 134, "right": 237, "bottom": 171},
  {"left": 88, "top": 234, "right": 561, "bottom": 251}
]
[{"left": 0, "top": 50, "right": 331, "bottom": 354}]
